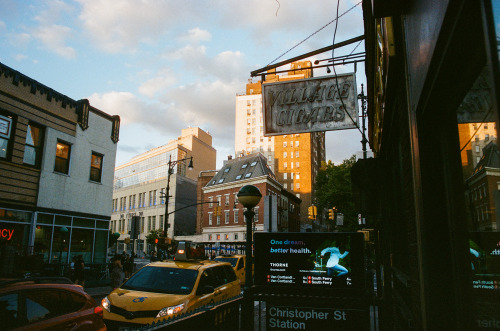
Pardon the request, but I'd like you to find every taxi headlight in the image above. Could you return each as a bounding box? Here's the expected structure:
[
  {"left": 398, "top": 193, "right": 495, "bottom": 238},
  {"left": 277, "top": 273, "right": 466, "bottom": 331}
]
[
  {"left": 157, "top": 303, "right": 185, "bottom": 318},
  {"left": 101, "top": 296, "right": 111, "bottom": 313}
]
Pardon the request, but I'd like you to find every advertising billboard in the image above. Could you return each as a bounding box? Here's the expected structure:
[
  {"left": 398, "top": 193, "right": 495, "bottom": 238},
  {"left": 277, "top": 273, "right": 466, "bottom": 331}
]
[
  {"left": 262, "top": 74, "right": 358, "bottom": 136},
  {"left": 254, "top": 232, "right": 365, "bottom": 293}
]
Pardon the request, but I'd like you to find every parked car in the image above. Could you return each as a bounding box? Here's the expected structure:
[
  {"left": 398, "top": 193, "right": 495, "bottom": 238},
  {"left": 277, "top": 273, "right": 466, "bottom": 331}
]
[
  {"left": 0, "top": 277, "right": 106, "bottom": 330},
  {"left": 102, "top": 242, "right": 241, "bottom": 329}
]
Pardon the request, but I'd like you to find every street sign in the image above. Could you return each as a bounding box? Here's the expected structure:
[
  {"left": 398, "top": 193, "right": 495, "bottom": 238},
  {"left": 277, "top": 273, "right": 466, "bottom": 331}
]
[{"left": 262, "top": 74, "right": 358, "bottom": 136}]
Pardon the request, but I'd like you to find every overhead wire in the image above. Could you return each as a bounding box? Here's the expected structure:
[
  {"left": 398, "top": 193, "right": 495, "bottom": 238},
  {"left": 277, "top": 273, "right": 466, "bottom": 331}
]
[
  {"left": 267, "top": 1, "right": 362, "bottom": 66},
  {"left": 331, "top": 0, "right": 364, "bottom": 137}
]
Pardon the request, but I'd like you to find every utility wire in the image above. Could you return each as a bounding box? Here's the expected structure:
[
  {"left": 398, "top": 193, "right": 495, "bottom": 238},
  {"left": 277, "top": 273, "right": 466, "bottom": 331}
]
[
  {"left": 331, "top": 0, "right": 364, "bottom": 137},
  {"left": 267, "top": 1, "right": 362, "bottom": 66}
]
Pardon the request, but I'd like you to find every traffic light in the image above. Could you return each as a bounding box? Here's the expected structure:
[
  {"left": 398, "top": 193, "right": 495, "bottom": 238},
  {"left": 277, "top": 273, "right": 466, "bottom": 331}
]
[
  {"left": 214, "top": 206, "right": 222, "bottom": 216},
  {"left": 328, "top": 208, "right": 334, "bottom": 220},
  {"left": 308, "top": 205, "right": 317, "bottom": 219},
  {"left": 155, "top": 238, "right": 159, "bottom": 244}
]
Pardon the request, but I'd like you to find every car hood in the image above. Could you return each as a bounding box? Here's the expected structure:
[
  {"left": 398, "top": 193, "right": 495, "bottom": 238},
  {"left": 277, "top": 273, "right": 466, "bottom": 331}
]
[{"left": 108, "top": 288, "right": 188, "bottom": 311}]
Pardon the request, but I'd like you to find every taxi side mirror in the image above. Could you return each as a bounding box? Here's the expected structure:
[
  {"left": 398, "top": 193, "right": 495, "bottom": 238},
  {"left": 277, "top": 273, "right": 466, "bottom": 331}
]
[{"left": 197, "top": 285, "right": 215, "bottom": 295}]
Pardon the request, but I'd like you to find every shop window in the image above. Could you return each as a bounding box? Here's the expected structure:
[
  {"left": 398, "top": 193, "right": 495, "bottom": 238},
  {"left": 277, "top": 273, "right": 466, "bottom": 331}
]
[
  {"left": 0, "top": 113, "right": 14, "bottom": 159},
  {"left": 23, "top": 122, "right": 44, "bottom": 167},
  {"left": 54, "top": 141, "right": 71, "bottom": 174},
  {"left": 89, "top": 152, "right": 103, "bottom": 182}
]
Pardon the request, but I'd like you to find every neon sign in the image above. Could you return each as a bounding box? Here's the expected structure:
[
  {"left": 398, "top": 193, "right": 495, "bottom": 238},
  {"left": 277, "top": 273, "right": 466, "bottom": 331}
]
[{"left": 0, "top": 228, "right": 14, "bottom": 240}]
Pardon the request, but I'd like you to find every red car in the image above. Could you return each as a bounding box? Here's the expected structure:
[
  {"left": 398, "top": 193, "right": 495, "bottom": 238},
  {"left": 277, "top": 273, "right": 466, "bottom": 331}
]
[{"left": 0, "top": 277, "right": 106, "bottom": 330}]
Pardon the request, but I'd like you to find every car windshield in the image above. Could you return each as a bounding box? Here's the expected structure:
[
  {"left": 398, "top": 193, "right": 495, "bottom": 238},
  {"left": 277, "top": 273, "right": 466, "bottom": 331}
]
[
  {"left": 121, "top": 266, "right": 198, "bottom": 294},
  {"left": 214, "top": 257, "right": 237, "bottom": 267}
]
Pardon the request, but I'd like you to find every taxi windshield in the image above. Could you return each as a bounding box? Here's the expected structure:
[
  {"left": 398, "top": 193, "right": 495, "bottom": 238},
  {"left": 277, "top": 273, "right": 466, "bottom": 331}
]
[
  {"left": 214, "top": 257, "right": 237, "bottom": 267},
  {"left": 121, "top": 266, "right": 198, "bottom": 294}
]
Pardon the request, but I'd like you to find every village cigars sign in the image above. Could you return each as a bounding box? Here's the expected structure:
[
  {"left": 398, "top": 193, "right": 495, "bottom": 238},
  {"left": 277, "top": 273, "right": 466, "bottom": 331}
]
[{"left": 262, "top": 73, "right": 358, "bottom": 136}]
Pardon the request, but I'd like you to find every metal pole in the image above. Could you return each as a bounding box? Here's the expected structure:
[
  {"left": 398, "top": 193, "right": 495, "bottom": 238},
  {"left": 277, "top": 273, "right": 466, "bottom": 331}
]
[
  {"left": 243, "top": 208, "right": 255, "bottom": 331},
  {"left": 358, "top": 84, "right": 368, "bottom": 159},
  {"left": 163, "top": 155, "right": 172, "bottom": 239}
]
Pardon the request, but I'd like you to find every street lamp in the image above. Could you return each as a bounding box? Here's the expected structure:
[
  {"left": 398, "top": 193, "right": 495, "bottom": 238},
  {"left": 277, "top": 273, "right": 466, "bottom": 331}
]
[
  {"left": 237, "top": 185, "right": 262, "bottom": 331},
  {"left": 162, "top": 155, "right": 193, "bottom": 242}
]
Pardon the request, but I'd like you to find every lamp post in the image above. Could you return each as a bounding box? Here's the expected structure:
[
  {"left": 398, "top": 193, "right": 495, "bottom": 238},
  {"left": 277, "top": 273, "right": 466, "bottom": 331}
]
[
  {"left": 162, "top": 155, "right": 193, "bottom": 243},
  {"left": 237, "top": 185, "right": 262, "bottom": 331}
]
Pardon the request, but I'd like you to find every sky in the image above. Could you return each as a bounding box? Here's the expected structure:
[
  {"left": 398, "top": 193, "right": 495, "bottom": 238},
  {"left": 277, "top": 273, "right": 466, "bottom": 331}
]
[{"left": 0, "top": 0, "right": 367, "bottom": 169}]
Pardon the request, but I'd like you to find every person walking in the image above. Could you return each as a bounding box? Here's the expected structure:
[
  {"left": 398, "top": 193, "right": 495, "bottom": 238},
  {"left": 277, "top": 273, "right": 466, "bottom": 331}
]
[
  {"left": 111, "top": 258, "right": 124, "bottom": 289},
  {"left": 74, "top": 255, "right": 85, "bottom": 286}
]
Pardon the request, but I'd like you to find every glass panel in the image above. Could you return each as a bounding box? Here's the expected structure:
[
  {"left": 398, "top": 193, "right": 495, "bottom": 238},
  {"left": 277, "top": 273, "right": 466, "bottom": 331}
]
[
  {"left": 456, "top": 66, "right": 500, "bottom": 324},
  {"left": 73, "top": 218, "right": 94, "bottom": 228},
  {"left": 52, "top": 227, "right": 70, "bottom": 264},
  {"left": 0, "top": 138, "right": 8, "bottom": 158},
  {"left": 54, "top": 141, "right": 70, "bottom": 174},
  {"left": 54, "top": 215, "right": 71, "bottom": 226},
  {"left": 23, "top": 124, "right": 41, "bottom": 166},
  {"left": 0, "top": 293, "right": 19, "bottom": 328},
  {"left": 34, "top": 225, "right": 53, "bottom": 263},
  {"left": 37, "top": 213, "right": 53, "bottom": 225},
  {"left": 96, "top": 220, "right": 109, "bottom": 229},
  {"left": 0, "top": 209, "right": 31, "bottom": 223},
  {"left": 491, "top": 0, "right": 500, "bottom": 71},
  {"left": 70, "top": 228, "right": 94, "bottom": 264},
  {"left": 94, "top": 230, "right": 107, "bottom": 263}
]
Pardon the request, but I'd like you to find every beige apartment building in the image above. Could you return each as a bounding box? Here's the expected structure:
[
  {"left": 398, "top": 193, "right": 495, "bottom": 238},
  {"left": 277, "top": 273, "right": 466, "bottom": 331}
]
[
  {"left": 235, "top": 61, "right": 326, "bottom": 229},
  {"left": 110, "top": 127, "right": 216, "bottom": 256}
]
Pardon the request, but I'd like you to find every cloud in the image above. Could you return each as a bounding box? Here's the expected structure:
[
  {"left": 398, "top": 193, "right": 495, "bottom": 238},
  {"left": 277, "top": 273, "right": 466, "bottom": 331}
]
[
  {"left": 180, "top": 28, "right": 211, "bottom": 44},
  {"left": 138, "top": 69, "right": 177, "bottom": 98},
  {"left": 32, "top": 24, "right": 76, "bottom": 59},
  {"left": 76, "top": 0, "right": 209, "bottom": 53},
  {"left": 14, "top": 54, "right": 27, "bottom": 61},
  {"left": 87, "top": 91, "right": 185, "bottom": 134}
]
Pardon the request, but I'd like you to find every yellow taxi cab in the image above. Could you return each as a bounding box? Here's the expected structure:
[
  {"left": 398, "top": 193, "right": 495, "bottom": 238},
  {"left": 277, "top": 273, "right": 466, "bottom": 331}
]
[
  {"left": 214, "top": 254, "right": 252, "bottom": 286},
  {"left": 101, "top": 242, "right": 241, "bottom": 329}
]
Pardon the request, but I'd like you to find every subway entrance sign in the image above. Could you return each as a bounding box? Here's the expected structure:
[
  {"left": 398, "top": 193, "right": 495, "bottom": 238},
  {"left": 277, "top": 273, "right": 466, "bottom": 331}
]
[
  {"left": 254, "top": 232, "right": 370, "bottom": 330},
  {"left": 266, "top": 304, "right": 369, "bottom": 330}
]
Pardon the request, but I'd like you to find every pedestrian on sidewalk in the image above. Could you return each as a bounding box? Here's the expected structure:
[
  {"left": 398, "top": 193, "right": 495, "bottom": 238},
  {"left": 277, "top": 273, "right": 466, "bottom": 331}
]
[
  {"left": 74, "top": 255, "right": 85, "bottom": 286},
  {"left": 111, "top": 258, "right": 124, "bottom": 289}
]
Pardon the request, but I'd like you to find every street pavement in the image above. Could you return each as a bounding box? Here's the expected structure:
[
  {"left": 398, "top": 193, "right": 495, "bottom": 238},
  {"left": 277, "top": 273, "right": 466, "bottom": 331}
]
[{"left": 85, "top": 285, "right": 113, "bottom": 303}]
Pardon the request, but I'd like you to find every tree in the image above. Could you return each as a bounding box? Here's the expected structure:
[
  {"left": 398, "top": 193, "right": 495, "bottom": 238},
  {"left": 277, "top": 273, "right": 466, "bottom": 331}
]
[
  {"left": 315, "top": 155, "right": 358, "bottom": 231},
  {"left": 145, "top": 229, "right": 163, "bottom": 246}
]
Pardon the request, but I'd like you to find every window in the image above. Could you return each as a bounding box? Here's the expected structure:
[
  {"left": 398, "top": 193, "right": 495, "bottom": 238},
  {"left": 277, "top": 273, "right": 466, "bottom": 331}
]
[
  {"left": 54, "top": 141, "right": 71, "bottom": 174},
  {"left": 209, "top": 234, "right": 212, "bottom": 240},
  {"left": 0, "top": 113, "right": 14, "bottom": 159},
  {"left": 250, "top": 161, "right": 257, "bottom": 166},
  {"left": 152, "top": 216, "right": 156, "bottom": 230},
  {"left": 234, "top": 210, "right": 239, "bottom": 223},
  {"left": 283, "top": 141, "right": 287, "bottom": 147},
  {"left": 242, "top": 163, "right": 248, "bottom": 169},
  {"left": 208, "top": 213, "right": 213, "bottom": 225},
  {"left": 217, "top": 234, "right": 221, "bottom": 240},
  {"left": 138, "top": 193, "right": 143, "bottom": 208},
  {"left": 234, "top": 234, "right": 238, "bottom": 240},
  {"left": 284, "top": 162, "right": 287, "bottom": 168},
  {"left": 153, "top": 190, "right": 157, "bottom": 205},
  {"left": 283, "top": 152, "right": 287, "bottom": 158},
  {"left": 89, "top": 152, "right": 103, "bottom": 182},
  {"left": 225, "top": 194, "right": 230, "bottom": 206},
  {"left": 295, "top": 141, "right": 299, "bottom": 147},
  {"left": 296, "top": 151, "right": 299, "bottom": 158},
  {"left": 283, "top": 173, "right": 287, "bottom": 180},
  {"left": 148, "top": 216, "right": 152, "bottom": 232},
  {"left": 296, "top": 162, "right": 300, "bottom": 168},
  {"left": 225, "top": 234, "right": 229, "bottom": 240},
  {"left": 23, "top": 122, "right": 44, "bottom": 167},
  {"left": 296, "top": 182, "right": 300, "bottom": 189},
  {"left": 236, "top": 175, "right": 242, "bottom": 180},
  {"left": 159, "top": 215, "right": 164, "bottom": 230},
  {"left": 296, "top": 173, "right": 300, "bottom": 179},
  {"left": 225, "top": 211, "right": 229, "bottom": 224},
  {"left": 245, "top": 172, "right": 252, "bottom": 178},
  {"left": 217, "top": 215, "right": 221, "bottom": 225},
  {"left": 209, "top": 196, "right": 213, "bottom": 207},
  {"left": 254, "top": 207, "right": 259, "bottom": 222}
]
